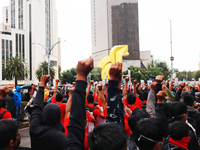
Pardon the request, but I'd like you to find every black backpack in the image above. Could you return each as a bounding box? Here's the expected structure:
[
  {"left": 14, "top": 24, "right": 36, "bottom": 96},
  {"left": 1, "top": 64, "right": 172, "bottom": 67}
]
[{"left": 0, "top": 110, "right": 8, "bottom": 119}]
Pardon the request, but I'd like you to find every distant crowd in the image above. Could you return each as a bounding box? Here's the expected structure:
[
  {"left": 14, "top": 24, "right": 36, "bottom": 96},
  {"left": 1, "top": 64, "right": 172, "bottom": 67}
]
[{"left": 1, "top": 57, "right": 200, "bottom": 150}]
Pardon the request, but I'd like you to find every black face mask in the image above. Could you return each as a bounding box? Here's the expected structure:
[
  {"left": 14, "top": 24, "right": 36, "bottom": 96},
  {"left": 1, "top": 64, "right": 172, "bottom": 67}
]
[{"left": 14, "top": 135, "right": 21, "bottom": 150}]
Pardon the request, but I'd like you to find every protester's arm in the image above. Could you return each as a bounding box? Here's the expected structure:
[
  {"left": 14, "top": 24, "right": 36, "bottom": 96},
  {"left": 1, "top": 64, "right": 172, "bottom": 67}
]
[
  {"left": 106, "top": 62, "right": 124, "bottom": 126},
  {"left": 97, "top": 83, "right": 107, "bottom": 111},
  {"left": 64, "top": 87, "right": 74, "bottom": 119},
  {"left": 169, "top": 81, "right": 174, "bottom": 91},
  {"left": 174, "top": 82, "right": 185, "bottom": 102},
  {"left": 133, "top": 80, "right": 138, "bottom": 98},
  {"left": 123, "top": 77, "right": 129, "bottom": 99},
  {"left": 155, "top": 76, "right": 164, "bottom": 101},
  {"left": 86, "top": 80, "right": 93, "bottom": 98},
  {"left": 30, "top": 75, "right": 50, "bottom": 134},
  {"left": 162, "top": 84, "right": 174, "bottom": 102},
  {"left": 155, "top": 91, "right": 166, "bottom": 121},
  {"left": 105, "top": 81, "right": 108, "bottom": 100},
  {"left": 51, "top": 79, "right": 59, "bottom": 104},
  {"left": 66, "top": 57, "right": 93, "bottom": 150},
  {"left": 146, "top": 82, "right": 156, "bottom": 118}
]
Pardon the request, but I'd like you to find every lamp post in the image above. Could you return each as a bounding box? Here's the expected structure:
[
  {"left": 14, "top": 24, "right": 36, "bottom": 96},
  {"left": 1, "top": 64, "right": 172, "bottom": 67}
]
[{"left": 32, "top": 40, "right": 66, "bottom": 85}]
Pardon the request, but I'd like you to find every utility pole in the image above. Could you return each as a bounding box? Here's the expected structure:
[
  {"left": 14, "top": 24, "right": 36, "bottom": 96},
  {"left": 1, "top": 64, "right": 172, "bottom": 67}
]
[{"left": 170, "top": 20, "right": 174, "bottom": 80}]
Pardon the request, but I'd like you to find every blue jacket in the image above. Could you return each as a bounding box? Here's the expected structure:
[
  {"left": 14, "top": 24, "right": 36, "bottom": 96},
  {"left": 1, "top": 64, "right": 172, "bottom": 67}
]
[{"left": 13, "top": 86, "right": 22, "bottom": 107}]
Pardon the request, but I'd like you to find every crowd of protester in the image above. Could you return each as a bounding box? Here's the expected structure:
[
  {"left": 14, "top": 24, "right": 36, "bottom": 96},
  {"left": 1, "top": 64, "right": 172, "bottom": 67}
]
[{"left": 1, "top": 57, "right": 200, "bottom": 149}]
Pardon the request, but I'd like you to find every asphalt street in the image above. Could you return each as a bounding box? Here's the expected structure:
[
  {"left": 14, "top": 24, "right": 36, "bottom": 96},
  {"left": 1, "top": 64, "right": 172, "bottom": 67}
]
[{"left": 19, "top": 127, "right": 31, "bottom": 149}]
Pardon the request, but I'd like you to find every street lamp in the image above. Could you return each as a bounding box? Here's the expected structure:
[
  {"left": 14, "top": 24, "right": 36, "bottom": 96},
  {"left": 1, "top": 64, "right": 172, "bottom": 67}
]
[{"left": 32, "top": 40, "right": 66, "bottom": 85}]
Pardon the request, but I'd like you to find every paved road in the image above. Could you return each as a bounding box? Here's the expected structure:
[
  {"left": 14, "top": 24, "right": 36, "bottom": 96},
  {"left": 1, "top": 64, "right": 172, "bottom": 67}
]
[{"left": 20, "top": 127, "right": 31, "bottom": 148}]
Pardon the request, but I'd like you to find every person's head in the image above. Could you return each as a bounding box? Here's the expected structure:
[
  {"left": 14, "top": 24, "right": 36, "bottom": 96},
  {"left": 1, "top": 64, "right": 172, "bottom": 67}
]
[
  {"left": 127, "top": 93, "right": 136, "bottom": 105},
  {"left": 0, "top": 119, "right": 20, "bottom": 150},
  {"left": 88, "top": 123, "right": 128, "bottom": 150},
  {"left": 169, "top": 102, "right": 187, "bottom": 122},
  {"left": 56, "top": 93, "right": 63, "bottom": 102},
  {"left": 8, "top": 90, "right": 14, "bottom": 97},
  {"left": 134, "top": 118, "right": 165, "bottom": 150},
  {"left": 141, "top": 91, "right": 148, "bottom": 101},
  {"left": 128, "top": 110, "right": 150, "bottom": 132},
  {"left": 169, "top": 121, "right": 189, "bottom": 140},
  {"left": 195, "top": 92, "right": 200, "bottom": 99},
  {"left": 87, "top": 94, "right": 94, "bottom": 104},
  {"left": 183, "top": 95, "right": 194, "bottom": 107},
  {"left": 16, "top": 86, "right": 21, "bottom": 92},
  {"left": 28, "top": 87, "right": 32, "bottom": 94}
]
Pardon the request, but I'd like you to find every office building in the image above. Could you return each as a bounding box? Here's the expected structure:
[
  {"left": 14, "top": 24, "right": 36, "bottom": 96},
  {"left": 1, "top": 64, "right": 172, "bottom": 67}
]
[
  {"left": 0, "top": 0, "right": 59, "bottom": 85},
  {"left": 91, "top": 0, "right": 141, "bottom": 69}
]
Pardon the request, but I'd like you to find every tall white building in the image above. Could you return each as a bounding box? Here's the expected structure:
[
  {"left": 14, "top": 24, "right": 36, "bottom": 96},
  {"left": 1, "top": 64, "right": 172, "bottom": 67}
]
[{"left": 0, "top": 0, "right": 59, "bottom": 85}]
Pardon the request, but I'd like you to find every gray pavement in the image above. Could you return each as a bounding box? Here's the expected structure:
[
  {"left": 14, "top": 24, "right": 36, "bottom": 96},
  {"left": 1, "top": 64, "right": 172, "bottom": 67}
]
[{"left": 20, "top": 127, "right": 31, "bottom": 148}]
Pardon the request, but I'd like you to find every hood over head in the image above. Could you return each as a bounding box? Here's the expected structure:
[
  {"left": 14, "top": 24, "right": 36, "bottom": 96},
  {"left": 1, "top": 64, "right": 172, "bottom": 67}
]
[
  {"left": 41, "top": 103, "right": 64, "bottom": 132},
  {"left": 16, "top": 86, "right": 21, "bottom": 92}
]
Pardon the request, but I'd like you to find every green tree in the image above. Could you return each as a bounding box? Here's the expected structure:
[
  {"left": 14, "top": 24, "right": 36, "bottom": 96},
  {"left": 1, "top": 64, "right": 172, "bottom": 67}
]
[
  {"left": 35, "top": 61, "right": 55, "bottom": 81},
  {"left": 61, "top": 68, "right": 77, "bottom": 84},
  {"left": 58, "top": 65, "right": 61, "bottom": 79},
  {"left": 195, "top": 70, "right": 200, "bottom": 81},
  {"left": 3, "top": 56, "right": 29, "bottom": 87},
  {"left": 123, "top": 66, "right": 145, "bottom": 82},
  {"left": 90, "top": 68, "right": 101, "bottom": 81},
  {"left": 147, "top": 59, "right": 171, "bottom": 80}
]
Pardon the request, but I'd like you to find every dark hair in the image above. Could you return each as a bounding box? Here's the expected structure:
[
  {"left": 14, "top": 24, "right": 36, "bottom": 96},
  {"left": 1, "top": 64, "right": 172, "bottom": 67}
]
[
  {"left": 8, "top": 90, "right": 14, "bottom": 97},
  {"left": 141, "top": 91, "right": 148, "bottom": 101},
  {"left": 49, "top": 91, "right": 54, "bottom": 97},
  {"left": 127, "top": 93, "right": 136, "bottom": 105},
  {"left": 183, "top": 95, "right": 194, "bottom": 107},
  {"left": 56, "top": 93, "right": 63, "bottom": 102},
  {"left": 87, "top": 94, "right": 94, "bottom": 104},
  {"left": 0, "top": 119, "right": 18, "bottom": 148},
  {"left": 89, "top": 90, "right": 94, "bottom": 95},
  {"left": 169, "top": 121, "right": 189, "bottom": 140},
  {"left": 134, "top": 118, "right": 165, "bottom": 150},
  {"left": 88, "top": 123, "right": 128, "bottom": 150},
  {"left": 128, "top": 110, "right": 150, "bottom": 132},
  {"left": 169, "top": 102, "right": 187, "bottom": 121}
]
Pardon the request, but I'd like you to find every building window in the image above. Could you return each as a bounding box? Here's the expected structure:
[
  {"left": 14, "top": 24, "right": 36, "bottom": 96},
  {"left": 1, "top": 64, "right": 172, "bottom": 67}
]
[
  {"left": 16, "top": 34, "right": 18, "bottom": 56},
  {"left": 10, "top": 41, "right": 12, "bottom": 57},
  {"left": 2, "top": 39, "right": 5, "bottom": 80},
  {"left": 19, "top": 34, "right": 21, "bottom": 57},
  {"left": 18, "top": 0, "right": 23, "bottom": 29},
  {"left": 50, "top": 60, "right": 57, "bottom": 66},
  {"left": 22, "top": 35, "right": 24, "bottom": 59},
  {"left": 6, "top": 8, "right": 8, "bottom": 23},
  {"left": 11, "top": 0, "right": 15, "bottom": 28}
]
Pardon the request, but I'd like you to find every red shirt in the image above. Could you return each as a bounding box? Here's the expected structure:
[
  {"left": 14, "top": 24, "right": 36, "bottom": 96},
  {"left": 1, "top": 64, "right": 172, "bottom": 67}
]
[
  {"left": 86, "top": 111, "right": 94, "bottom": 122},
  {"left": 87, "top": 105, "right": 101, "bottom": 118},
  {"left": 52, "top": 97, "right": 66, "bottom": 125},
  {"left": 124, "top": 113, "right": 131, "bottom": 136},
  {"left": 0, "top": 108, "right": 11, "bottom": 119},
  {"left": 64, "top": 118, "right": 70, "bottom": 136},
  {"left": 128, "top": 104, "right": 142, "bottom": 112},
  {"left": 135, "top": 97, "right": 143, "bottom": 107}
]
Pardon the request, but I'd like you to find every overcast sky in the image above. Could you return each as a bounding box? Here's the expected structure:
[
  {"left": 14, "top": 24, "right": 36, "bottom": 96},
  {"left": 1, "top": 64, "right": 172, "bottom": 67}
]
[{"left": 0, "top": 0, "right": 200, "bottom": 72}]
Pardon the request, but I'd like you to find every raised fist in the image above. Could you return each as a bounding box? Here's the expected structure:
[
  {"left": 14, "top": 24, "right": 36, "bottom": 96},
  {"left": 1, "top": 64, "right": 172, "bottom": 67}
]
[
  {"left": 109, "top": 62, "right": 122, "bottom": 81},
  {"left": 90, "top": 80, "right": 94, "bottom": 85},
  {"left": 97, "top": 82, "right": 103, "bottom": 90},
  {"left": 125, "top": 77, "right": 129, "bottom": 82},
  {"left": 133, "top": 80, "right": 137, "bottom": 85},
  {"left": 76, "top": 57, "right": 94, "bottom": 81},
  {"left": 156, "top": 91, "right": 166, "bottom": 102},
  {"left": 179, "top": 82, "right": 185, "bottom": 89},
  {"left": 162, "top": 84, "right": 168, "bottom": 91},
  {"left": 150, "top": 82, "right": 156, "bottom": 91},
  {"left": 55, "top": 79, "right": 60, "bottom": 83},
  {"left": 105, "top": 81, "right": 108, "bottom": 88},
  {"left": 40, "top": 75, "right": 50, "bottom": 87},
  {"left": 69, "top": 87, "right": 75, "bottom": 95},
  {"left": 155, "top": 75, "right": 164, "bottom": 84}
]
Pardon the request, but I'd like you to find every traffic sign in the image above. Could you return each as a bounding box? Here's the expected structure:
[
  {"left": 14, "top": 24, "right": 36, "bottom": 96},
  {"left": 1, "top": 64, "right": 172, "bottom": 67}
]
[{"left": 170, "top": 56, "right": 174, "bottom": 61}]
